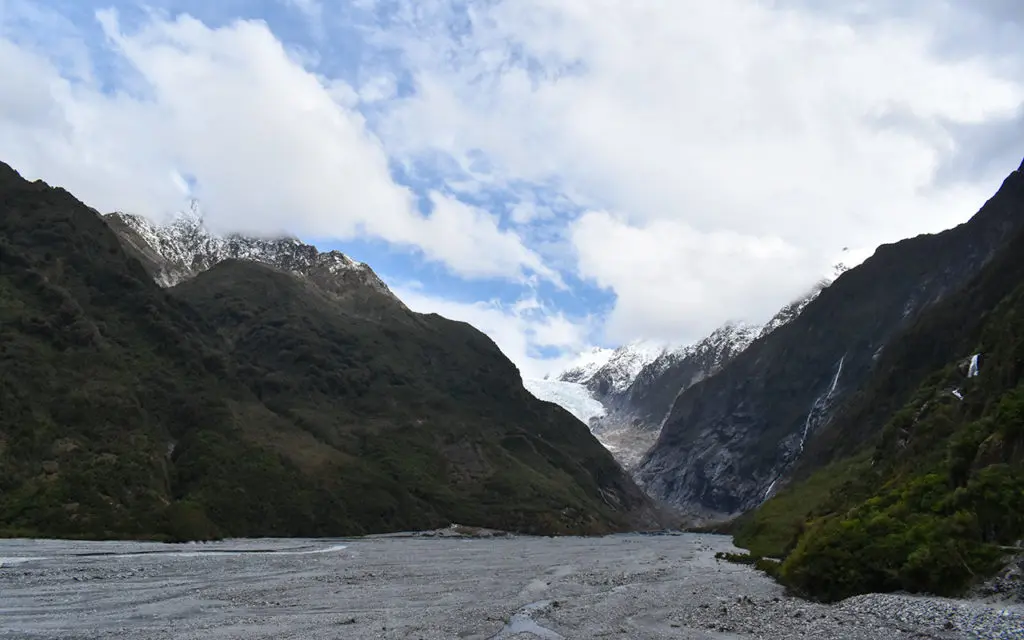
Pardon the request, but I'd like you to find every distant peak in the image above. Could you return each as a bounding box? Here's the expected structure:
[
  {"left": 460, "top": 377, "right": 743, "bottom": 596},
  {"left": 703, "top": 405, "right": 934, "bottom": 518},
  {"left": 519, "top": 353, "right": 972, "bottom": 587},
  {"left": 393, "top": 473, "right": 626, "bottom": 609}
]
[
  {"left": 183, "top": 198, "right": 203, "bottom": 222},
  {"left": 103, "top": 209, "right": 400, "bottom": 302}
]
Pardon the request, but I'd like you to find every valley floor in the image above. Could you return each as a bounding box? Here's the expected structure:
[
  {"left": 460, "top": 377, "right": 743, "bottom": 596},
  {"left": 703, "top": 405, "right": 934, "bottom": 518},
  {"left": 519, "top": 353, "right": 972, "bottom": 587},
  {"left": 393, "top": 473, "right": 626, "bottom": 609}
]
[{"left": 1, "top": 533, "right": 1021, "bottom": 639}]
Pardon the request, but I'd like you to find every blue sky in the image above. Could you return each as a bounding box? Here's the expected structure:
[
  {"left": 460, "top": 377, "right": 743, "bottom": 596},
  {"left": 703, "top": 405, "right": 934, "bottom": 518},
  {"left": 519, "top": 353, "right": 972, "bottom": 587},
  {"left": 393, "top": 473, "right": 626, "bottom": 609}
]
[{"left": 3, "top": 0, "right": 1023, "bottom": 376}]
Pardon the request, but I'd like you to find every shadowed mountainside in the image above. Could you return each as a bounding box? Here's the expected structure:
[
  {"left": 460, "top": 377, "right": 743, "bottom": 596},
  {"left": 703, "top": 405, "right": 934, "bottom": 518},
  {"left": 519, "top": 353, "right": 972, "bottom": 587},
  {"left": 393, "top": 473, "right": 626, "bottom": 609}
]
[
  {"left": 637, "top": 161, "right": 1024, "bottom": 521},
  {"left": 0, "top": 161, "right": 659, "bottom": 540}
]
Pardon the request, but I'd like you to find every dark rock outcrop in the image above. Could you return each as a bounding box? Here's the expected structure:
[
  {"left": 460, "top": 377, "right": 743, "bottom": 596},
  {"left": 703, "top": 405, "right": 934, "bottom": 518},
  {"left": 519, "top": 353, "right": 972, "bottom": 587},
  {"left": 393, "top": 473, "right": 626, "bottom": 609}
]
[{"left": 637, "top": 160, "right": 1024, "bottom": 520}]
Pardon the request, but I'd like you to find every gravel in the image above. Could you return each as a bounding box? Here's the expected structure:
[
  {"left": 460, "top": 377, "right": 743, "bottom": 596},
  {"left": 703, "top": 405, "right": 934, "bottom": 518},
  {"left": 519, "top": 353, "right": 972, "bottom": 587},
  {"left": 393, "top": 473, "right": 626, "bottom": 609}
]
[{"left": 1, "top": 533, "right": 1022, "bottom": 639}]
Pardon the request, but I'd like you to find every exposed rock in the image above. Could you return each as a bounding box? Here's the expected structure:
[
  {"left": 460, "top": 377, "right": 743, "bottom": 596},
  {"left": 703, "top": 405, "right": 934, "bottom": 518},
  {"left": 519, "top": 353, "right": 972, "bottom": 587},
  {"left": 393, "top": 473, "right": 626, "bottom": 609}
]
[
  {"left": 638, "top": 163, "right": 1024, "bottom": 520},
  {"left": 104, "top": 206, "right": 400, "bottom": 305}
]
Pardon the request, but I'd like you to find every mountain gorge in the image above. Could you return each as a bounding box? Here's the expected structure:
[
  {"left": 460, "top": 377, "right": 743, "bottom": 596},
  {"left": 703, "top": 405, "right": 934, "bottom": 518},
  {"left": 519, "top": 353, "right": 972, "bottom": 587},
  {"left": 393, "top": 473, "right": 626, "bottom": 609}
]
[
  {"left": 0, "top": 161, "right": 659, "bottom": 541},
  {"left": 637, "top": 159, "right": 1024, "bottom": 523},
  {"left": 734, "top": 157, "right": 1024, "bottom": 601},
  {"left": 530, "top": 283, "right": 828, "bottom": 471}
]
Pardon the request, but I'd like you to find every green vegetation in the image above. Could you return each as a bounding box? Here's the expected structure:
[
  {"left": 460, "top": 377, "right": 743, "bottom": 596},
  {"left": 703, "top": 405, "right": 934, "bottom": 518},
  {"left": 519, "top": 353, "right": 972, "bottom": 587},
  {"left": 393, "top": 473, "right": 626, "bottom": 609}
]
[
  {"left": 731, "top": 453, "right": 872, "bottom": 559},
  {"left": 714, "top": 551, "right": 781, "bottom": 578},
  {"left": 734, "top": 240, "right": 1024, "bottom": 601},
  {"left": 0, "top": 162, "right": 655, "bottom": 541}
]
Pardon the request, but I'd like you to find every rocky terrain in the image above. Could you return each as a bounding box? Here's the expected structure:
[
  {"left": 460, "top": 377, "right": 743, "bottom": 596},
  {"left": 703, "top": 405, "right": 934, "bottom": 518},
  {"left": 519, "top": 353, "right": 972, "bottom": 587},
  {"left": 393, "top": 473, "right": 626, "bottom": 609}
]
[
  {"left": 104, "top": 206, "right": 400, "bottom": 305},
  {"left": 637, "top": 159, "right": 1024, "bottom": 521},
  {"left": 534, "top": 286, "right": 826, "bottom": 471},
  {"left": 3, "top": 534, "right": 1022, "bottom": 639}
]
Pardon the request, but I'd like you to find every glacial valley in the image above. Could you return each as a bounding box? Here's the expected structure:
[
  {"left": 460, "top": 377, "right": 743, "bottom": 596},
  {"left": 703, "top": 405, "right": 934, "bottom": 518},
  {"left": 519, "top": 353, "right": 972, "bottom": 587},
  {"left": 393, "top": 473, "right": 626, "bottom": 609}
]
[{"left": 2, "top": 534, "right": 1022, "bottom": 639}]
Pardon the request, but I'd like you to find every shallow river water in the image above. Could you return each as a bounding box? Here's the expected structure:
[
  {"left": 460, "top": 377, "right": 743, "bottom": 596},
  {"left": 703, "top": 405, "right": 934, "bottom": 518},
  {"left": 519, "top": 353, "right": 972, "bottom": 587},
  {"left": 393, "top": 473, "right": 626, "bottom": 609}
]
[{"left": 2, "top": 533, "right": 1022, "bottom": 639}]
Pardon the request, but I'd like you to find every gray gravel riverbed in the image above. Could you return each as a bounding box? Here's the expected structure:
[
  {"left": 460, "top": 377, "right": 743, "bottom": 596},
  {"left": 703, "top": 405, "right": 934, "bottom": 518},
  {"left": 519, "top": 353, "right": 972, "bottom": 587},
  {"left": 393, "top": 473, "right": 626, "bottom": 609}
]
[{"left": 2, "top": 533, "right": 1022, "bottom": 639}]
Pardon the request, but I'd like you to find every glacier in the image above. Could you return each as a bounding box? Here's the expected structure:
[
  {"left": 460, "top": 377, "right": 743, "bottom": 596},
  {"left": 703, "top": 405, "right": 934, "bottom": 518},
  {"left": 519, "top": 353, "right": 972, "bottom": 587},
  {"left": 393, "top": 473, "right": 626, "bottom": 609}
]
[{"left": 523, "top": 378, "right": 606, "bottom": 425}]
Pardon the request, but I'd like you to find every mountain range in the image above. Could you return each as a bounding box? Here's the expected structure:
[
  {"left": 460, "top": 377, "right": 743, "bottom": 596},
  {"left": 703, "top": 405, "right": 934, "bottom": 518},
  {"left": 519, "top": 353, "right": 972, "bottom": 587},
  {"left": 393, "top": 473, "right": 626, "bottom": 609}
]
[
  {"left": 0, "top": 161, "right": 660, "bottom": 541},
  {"left": 525, "top": 156, "right": 1024, "bottom": 602},
  {"left": 636, "top": 158, "right": 1024, "bottom": 523},
  {"left": 528, "top": 279, "right": 830, "bottom": 470},
  {"left": 731, "top": 157, "right": 1024, "bottom": 601},
  {"left": 4, "top": 152, "right": 1023, "bottom": 602}
]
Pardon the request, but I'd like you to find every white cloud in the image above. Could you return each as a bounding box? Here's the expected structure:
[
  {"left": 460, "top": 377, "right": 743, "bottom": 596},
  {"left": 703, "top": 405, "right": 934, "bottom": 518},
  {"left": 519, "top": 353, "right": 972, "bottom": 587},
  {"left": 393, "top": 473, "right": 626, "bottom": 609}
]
[
  {"left": 358, "top": 73, "right": 398, "bottom": 103},
  {"left": 375, "top": 0, "right": 1024, "bottom": 343},
  {"left": 389, "top": 192, "right": 558, "bottom": 283},
  {"left": 571, "top": 211, "right": 810, "bottom": 342},
  {"left": 4, "top": 0, "right": 1024, "bottom": 373},
  {"left": 393, "top": 285, "right": 593, "bottom": 379},
  {"left": 0, "top": 7, "right": 551, "bottom": 285}
]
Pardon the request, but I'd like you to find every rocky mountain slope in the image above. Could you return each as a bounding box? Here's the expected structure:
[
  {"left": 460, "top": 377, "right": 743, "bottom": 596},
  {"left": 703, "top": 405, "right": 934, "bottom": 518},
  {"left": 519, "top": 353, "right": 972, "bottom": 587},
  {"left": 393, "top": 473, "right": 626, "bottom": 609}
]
[
  {"left": 540, "top": 284, "right": 827, "bottom": 471},
  {"left": 637, "top": 159, "right": 1024, "bottom": 522},
  {"left": 0, "top": 161, "right": 660, "bottom": 540},
  {"left": 734, "top": 166, "right": 1024, "bottom": 601},
  {"left": 104, "top": 207, "right": 399, "bottom": 306}
]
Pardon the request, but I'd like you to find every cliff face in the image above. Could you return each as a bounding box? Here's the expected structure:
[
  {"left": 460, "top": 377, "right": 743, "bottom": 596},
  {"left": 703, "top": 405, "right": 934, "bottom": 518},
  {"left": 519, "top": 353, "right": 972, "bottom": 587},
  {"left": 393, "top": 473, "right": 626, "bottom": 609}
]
[
  {"left": 740, "top": 195, "right": 1024, "bottom": 602},
  {"left": 636, "top": 163, "right": 1024, "bottom": 521}
]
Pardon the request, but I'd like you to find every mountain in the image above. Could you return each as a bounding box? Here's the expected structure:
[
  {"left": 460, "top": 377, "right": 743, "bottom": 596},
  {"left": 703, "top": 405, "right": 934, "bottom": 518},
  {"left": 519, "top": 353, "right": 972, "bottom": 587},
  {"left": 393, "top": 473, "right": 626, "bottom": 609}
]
[
  {"left": 637, "top": 160, "right": 1024, "bottom": 522},
  {"left": 539, "top": 285, "right": 826, "bottom": 471},
  {"left": 104, "top": 207, "right": 399, "bottom": 305},
  {"left": 559, "top": 340, "right": 666, "bottom": 397},
  {"left": 734, "top": 165, "right": 1024, "bottom": 601},
  {"left": 0, "top": 161, "right": 660, "bottom": 541}
]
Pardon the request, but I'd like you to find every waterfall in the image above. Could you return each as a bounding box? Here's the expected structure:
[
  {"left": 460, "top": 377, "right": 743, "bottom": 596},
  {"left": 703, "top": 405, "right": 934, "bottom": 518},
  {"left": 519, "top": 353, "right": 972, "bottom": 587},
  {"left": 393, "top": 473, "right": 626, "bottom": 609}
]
[
  {"left": 797, "top": 355, "right": 846, "bottom": 455},
  {"left": 968, "top": 354, "right": 980, "bottom": 378}
]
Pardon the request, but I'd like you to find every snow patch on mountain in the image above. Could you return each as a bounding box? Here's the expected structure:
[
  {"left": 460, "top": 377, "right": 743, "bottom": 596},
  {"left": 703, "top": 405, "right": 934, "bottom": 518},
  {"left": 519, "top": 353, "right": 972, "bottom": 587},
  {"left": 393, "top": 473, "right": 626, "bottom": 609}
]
[
  {"left": 759, "top": 279, "right": 829, "bottom": 338},
  {"left": 105, "top": 204, "right": 397, "bottom": 300},
  {"left": 542, "top": 283, "right": 836, "bottom": 470},
  {"left": 651, "top": 321, "right": 761, "bottom": 381},
  {"left": 558, "top": 340, "right": 668, "bottom": 393},
  {"left": 556, "top": 347, "right": 616, "bottom": 384}
]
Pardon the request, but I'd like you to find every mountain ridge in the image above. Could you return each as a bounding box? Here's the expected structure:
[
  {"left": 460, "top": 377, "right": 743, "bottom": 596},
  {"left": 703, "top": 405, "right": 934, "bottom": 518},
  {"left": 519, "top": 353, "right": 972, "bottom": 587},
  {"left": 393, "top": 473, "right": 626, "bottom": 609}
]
[
  {"left": 538, "top": 284, "right": 828, "bottom": 470},
  {"left": 104, "top": 207, "right": 400, "bottom": 305},
  {"left": 637, "top": 160, "right": 1024, "bottom": 521},
  {"left": 735, "top": 186, "right": 1024, "bottom": 601},
  {"left": 0, "top": 160, "right": 661, "bottom": 540}
]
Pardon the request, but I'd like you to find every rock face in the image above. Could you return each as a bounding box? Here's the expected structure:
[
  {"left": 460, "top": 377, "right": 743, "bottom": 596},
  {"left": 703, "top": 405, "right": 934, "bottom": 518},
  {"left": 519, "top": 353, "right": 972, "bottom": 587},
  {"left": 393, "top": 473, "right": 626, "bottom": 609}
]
[
  {"left": 0, "top": 160, "right": 660, "bottom": 540},
  {"left": 104, "top": 207, "right": 399, "bottom": 305},
  {"left": 637, "top": 162, "right": 1024, "bottom": 521},
  {"left": 545, "top": 287, "right": 826, "bottom": 471}
]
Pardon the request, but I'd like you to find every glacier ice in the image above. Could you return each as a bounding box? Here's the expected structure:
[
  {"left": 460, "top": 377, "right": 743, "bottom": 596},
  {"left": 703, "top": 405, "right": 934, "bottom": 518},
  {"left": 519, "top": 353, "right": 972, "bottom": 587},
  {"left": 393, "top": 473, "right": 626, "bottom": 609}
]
[{"left": 523, "top": 378, "right": 606, "bottom": 425}]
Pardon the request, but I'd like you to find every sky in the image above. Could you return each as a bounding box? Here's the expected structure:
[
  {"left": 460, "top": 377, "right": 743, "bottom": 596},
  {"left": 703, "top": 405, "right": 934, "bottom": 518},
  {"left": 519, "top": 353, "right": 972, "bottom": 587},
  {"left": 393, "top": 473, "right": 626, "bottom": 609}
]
[{"left": 2, "top": 0, "right": 1023, "bottom": 377}]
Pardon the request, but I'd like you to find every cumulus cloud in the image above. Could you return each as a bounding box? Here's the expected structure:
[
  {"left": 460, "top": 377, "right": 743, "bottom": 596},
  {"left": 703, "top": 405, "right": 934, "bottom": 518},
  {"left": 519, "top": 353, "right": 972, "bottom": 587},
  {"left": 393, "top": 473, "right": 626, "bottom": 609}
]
[
  {"left": 4, "top": 0, "right": 1024, "bottom": 372},
  {"left": 375, "top": 0, "right": 1024, "bottom": 343},
  {"left": 571, "top": 212, "right": 811, "bottom": 342},
  {"left": 0, "top": 7, "right": 550, "bottom": 284},
  {"left": 392, "top": 285, "right": 593, "bottom": 378}
]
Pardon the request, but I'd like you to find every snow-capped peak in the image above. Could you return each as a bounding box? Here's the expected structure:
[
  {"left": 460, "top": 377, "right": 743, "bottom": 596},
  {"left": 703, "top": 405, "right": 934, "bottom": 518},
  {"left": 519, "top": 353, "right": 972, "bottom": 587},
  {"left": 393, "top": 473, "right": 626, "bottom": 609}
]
[
  {"left": 557, "top": 347, "right": 616, "bottom": 384},
  {"left": 104, "top": 207, "right": 398, "bottom": 301},
  {"left": 758, "top": 280, "right": 829, "bottom": 339},
  {"left": 558, "top": 339, "right": 670, "bottom": 394}
]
